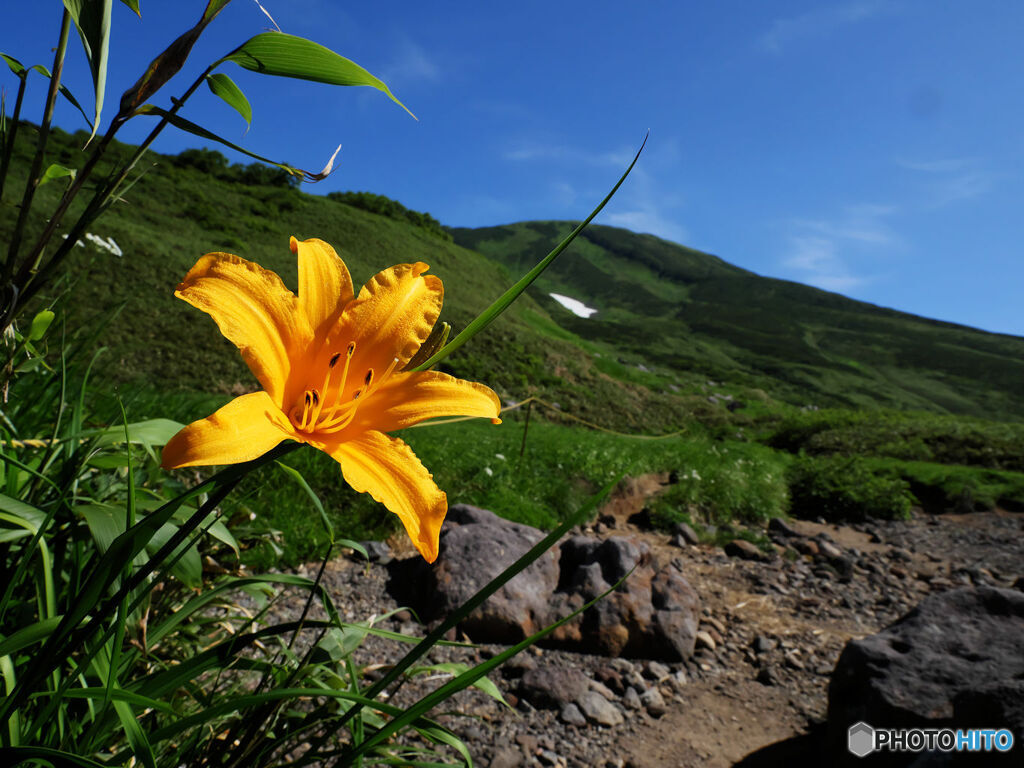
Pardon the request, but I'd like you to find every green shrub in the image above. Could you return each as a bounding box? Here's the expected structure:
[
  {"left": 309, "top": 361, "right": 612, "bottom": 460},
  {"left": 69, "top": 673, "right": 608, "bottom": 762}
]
[{"left": 787, "top": 454, "right": 913, "bottom": 521}]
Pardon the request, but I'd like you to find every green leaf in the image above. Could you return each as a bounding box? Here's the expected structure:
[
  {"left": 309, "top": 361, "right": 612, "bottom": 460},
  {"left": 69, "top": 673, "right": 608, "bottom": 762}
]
[
  {"left": 218, "top": 32, "right": 415, "bottom": 119},
  {"left": 410, "top": 662, "right": 509, "bottom": 707},
  {"left": 119, "top": 0, "right": 141, "bottom": 16},
  {"left": 114, "top": 699, "right": 156, "bottom": 768},
  {"left": 0, "top": 746, "right": 107, "bottom": 767},
  {"left": 21, "top": 62, "right": 92, "bottom": 127},
  {"left": 0, "top": 52, "right": 26, "bottom": 77},
  {"left": 277, "top": 461, "right": 333, "bottom": 542},
  {"left": 412, "top": 134, "right": 647, "bottom": 371},
  {"left": 206, "top": 72, "right": 252, "bottom": 128},
  {"left": 203, "top": 0, "right": 231, "bottom": 21},
  {"left": 85, "top": 418, "right": 184, "bottom": 447},
  {"left": 0, "top": 616, "right": 62, "bottom": 658},
  {"left": 62, "top": 0, "right": 113, "bottom": 140},
  {"left": 38, "top": 163, "right": 76, "bottom": 187},
  {"left": 27, "top": 309, "right": 55, "bottom": 341},
  {"left": 131, "top": 104, "right": 310, "bottom": 177}
]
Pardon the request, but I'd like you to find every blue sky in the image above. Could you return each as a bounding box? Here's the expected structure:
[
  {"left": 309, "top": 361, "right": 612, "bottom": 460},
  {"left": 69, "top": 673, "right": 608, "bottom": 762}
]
[{"left": 5, "top": 1, "right": 1024, "bottom": 336}]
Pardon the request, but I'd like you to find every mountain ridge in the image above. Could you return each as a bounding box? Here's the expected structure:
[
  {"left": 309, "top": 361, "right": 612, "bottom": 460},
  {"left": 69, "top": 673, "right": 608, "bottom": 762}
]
[{"left": 452, "top": 221, "right": 1024, "bottom": 420}]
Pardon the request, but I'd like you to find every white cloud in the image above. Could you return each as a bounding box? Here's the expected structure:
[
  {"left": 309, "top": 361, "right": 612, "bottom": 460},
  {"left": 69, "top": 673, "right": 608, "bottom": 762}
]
[
  {"left": 794, "top": 203, "right": 899, "bottom": 246},
  {"left": 384, "top": 39, "right": 440, "bottom": 84},
  {"left": 759, "top": 1, "right": 889, "bottom": 53},
  {"left": 503, "top": 142, "right": 630, "bottom": 167},
  {"left": 778, "top": 204, "right": 898, "bottom": 292},
  {"left": 602, "top": 209, "right": 688, "bottom": 245},
  {"left": 896, "top": 156, "right": 994, "bottom": 206},
  {"left": 782, "top": 235, "right": 865, "bottom": 291}
]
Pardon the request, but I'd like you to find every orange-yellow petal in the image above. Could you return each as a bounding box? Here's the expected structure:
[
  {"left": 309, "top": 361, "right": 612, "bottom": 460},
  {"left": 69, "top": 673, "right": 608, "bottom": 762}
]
[
  {"left": 291, "top": 236, "right": 354, "bottom": 337},
  {"left": 349, "top": 370, "right": 501, "bottom": 433},
  {"left": 161, "top": 392, "right": 295, "bottom": 469},
  {"left": 334, "top": 263, "right": 442, "bottom": 381},
  {"left": 175, "top": 253, "right": 312, "bottom": 405},
  {"left": 321, "top": 430, "right": 446, "bottom": 563}
]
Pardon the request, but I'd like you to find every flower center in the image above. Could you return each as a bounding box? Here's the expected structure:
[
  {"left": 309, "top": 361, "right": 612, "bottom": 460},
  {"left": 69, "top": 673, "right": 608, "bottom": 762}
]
[{"left": 289, "top": 341, "right": 400, "bottom": 435}]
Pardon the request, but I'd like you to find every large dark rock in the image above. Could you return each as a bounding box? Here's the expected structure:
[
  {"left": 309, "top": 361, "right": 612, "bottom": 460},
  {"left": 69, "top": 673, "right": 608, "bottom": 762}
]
[
  {"left": 392, "top": 504, "right": 701, "bottom": 660},
  {"left": 416, "top": 504, "right": 560, "bottom": 642},
  {"left": 827, "top": 587, "right": 1024, "bottom": 766}
]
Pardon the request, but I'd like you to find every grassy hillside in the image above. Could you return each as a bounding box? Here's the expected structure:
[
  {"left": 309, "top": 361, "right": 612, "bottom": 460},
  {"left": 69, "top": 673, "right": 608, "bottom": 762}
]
[
  {"left": 3, "top": 125, "right": 1023, "bottom": 566},
  {"left": 2, "top": 127, "right": 696, "bottom": 432},
  {"left": 453, "top": 222, "right": 1024, "bottom": 420}
]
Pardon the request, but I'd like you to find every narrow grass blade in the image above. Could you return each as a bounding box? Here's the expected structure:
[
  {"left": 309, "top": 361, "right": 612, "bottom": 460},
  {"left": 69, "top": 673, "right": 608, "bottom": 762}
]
[
  {"left": 0, "top": 746, "right": 107, "bottom": 766},
  {"left": 411, "top": 134, "right": 646, "bottom": 372},
  {"left": 276, "top": 461, "right": 333, "bottom": 542},
  {"left": 0, "top": 616, "right": 62, "bottom": 658}
]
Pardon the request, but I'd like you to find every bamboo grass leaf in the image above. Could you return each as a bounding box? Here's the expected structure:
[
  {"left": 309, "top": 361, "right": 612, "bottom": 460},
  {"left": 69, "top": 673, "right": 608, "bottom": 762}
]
[
  {"left": 62, "top": 0, "right": 113, "bottom": 140},
  {"left": 206, "top": 71, "right": 252, "bottom": 128},
  {"left": 131, "top": 104, "right": 336, "bottom": 181},
  {"left": 218, "top": 32, "right": 415, "bottom": 119},
  {"left": 119, "top": 0, "right": 141, "bottom": 16},
  {"left": 411, "top": 135, "right": 647, "bottom": 371},
  {"left": 38, "top": 163, "right": 76, "bottom": 187}
]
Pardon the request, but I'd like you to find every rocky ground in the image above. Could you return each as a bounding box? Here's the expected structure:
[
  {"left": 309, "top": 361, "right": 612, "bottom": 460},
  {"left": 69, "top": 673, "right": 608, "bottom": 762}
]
[{"left": 270, "top": 477, "right": 1024, "bottom": 768}]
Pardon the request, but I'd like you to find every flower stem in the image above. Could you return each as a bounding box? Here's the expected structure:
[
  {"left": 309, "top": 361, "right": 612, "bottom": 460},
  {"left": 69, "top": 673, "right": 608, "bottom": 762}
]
[
  {"left": 4, "top": 9, "right": 72, "bottom": 274},
  {"left": 0, "top": 73, "right": 28, "bottom": 207}
]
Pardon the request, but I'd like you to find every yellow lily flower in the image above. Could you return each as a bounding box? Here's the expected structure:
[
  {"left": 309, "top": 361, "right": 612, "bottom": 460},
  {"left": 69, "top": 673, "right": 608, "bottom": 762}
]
[{"left": 161, "top": 236, "right": 501, "bottom": 562}]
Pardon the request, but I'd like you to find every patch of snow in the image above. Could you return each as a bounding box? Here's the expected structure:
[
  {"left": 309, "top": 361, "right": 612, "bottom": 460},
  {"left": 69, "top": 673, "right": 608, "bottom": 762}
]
[{"left": 549, "top": 292, "right": 597, "bottom": 318}]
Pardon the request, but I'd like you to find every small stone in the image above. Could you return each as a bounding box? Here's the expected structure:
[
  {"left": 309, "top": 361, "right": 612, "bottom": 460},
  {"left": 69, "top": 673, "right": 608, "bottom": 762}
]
[
  {"left": 671, "top": 669, "right": 688, "bottom": 688},
  {"left": 793, "top": 539, "right": 819, "bottom": 556},
  {"left": 576, "top": 690, "right": 624, "bottom": 727},
  {"left": 559, "top": 702, "right": 587, "bottom": 726},
  {"left": 640, "top": 686, "right": 668, "bottom": 717},
  {"left": 538, "top": 749, "right": 562, "bottom": 767},
  {"left": 752, "top": 635, "right": 775, "bottom": 655},
  {"left": 609, "top": 658, "right": 636, "bottom": 674},
  {"left": 756, "top": 666, "right": 778, "bottom": 686},
  {"left": 703, "top": 615, "right": 726, "bottom": 634},
  {"left": 695, "top": 630, "right": 717, "bottom": 651},
  {"left": 673, "top": 521, "right": 701, "bottom": 545},
  {"left": 588, "top": 679, "right": 617, "bottom": 701},
  {"left": 724, "top": 539, "right": 768, "bottom": 561},
  {"left": 490, "top": 746, "right": 524, "bottom": 768},
  {"left": 643, "top": 660, "right": 672, "bottom": 681},
  {"left": 767, "top": 517, "right": 800, "bottom": 537},
  {"left": 622, "top": 686, "right": 642, "bottom": 710},
  {"left": 817, "top": 539, "right": 844, "bottom": 559},
  {"left": 593, "top": 665, "right": 626, "bottom": 695}
]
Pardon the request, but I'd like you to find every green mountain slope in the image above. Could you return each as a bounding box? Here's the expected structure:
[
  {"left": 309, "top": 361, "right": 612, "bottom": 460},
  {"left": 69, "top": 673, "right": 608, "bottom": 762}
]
[
  {"left": 2, "top": 127, "right": 696, "bottom": 431},
  {"left": 452, "top": 221, "right": 1024, "bottom": 420}
]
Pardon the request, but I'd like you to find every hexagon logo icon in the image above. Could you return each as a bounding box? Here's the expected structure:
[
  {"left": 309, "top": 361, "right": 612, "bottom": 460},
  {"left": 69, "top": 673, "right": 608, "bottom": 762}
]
[{"left": 848, "top": 722, "right": 876, "bottom": 758}]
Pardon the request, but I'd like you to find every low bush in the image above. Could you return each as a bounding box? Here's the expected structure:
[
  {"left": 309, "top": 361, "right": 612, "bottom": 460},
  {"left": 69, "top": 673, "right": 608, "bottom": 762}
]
[{"left": 787, "top": 454, "right": 913, "bottom": 522}]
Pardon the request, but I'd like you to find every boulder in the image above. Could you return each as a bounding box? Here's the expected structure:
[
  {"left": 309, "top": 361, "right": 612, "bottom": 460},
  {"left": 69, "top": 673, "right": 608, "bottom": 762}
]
[
  {"left": 394, "top": 505, "right": 700, "bottom": 661},
  {"left": 413, "top": 504, "right": 560, "bottom": 642},
  {"left": 827, "top": 587, "right": 1024, "bottom": 766}
]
